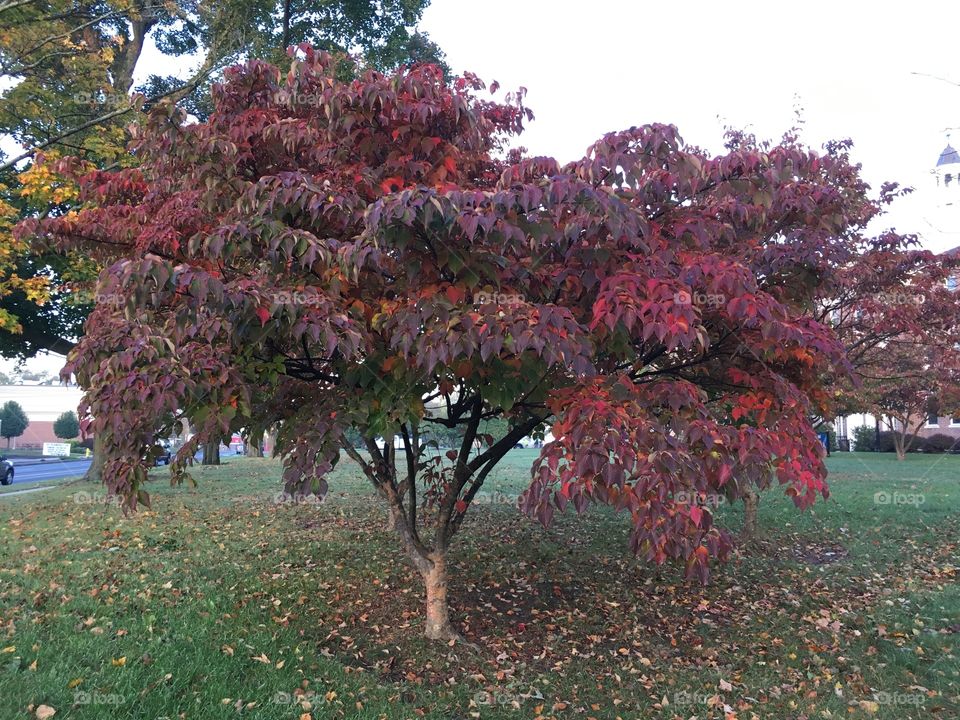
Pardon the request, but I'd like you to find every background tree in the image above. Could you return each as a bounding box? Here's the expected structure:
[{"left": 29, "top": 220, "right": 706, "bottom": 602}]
[
  {"left": 822, "top": 242, "right": 960, "bottom": 460},
  {"left": 856, "top": 335, "right": 960, "bottom": 459},
  {"left": 53, "top": 409, "right": 80, "bottom": 439},
  {"left": 719, "top": 128, "right": 960, "bottom": 538},
  {"left": 0, "top": 399, "right": 28, "bottom": 447},
  {"left": 31, "top": 50, "right": 890, "bottom": 641},
  {"left": 2, "top": 0, "right": 443, "bottom": 480},
  {"left": 0, "top": 0, "right": 443, "bottom": 348}
]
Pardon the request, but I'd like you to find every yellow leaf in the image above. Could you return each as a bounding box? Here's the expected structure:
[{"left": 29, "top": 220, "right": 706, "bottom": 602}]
[
  {"left": 67, "top": 678, "right": 83, "bottom": 689},
  {"left": 111, "top": 656, "right": 126, "bottom": 667},
  {"left": 1, "top": 646, "right": 14, "bottom": 653}
]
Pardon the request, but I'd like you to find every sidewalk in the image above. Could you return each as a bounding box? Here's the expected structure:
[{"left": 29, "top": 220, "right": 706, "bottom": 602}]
[{"left": 2, "top": 455, "right": 90, "bottom": 466}]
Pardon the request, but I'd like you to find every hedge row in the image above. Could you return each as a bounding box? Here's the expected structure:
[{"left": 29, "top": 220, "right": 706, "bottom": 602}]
[{"left": 853, "top": 427, "right": 960, "bottom": 453}]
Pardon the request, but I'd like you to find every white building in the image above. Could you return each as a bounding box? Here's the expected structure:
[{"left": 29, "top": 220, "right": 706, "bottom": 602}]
[{"left": 0, "top": 384, "right": 85, "bottom": 448}]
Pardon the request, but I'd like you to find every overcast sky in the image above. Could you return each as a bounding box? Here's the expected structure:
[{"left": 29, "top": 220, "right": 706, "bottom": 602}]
[
  {"left": 419, "top": 0, "right": 960, "bottom": 249},
  {"left": 5, "top": 0, "right": 960, "bottom": 376}
]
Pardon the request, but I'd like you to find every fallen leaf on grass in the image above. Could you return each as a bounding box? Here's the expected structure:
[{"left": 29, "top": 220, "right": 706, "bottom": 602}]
[{"left": 35, "top": 706, "right": 55, "bottom": 719}]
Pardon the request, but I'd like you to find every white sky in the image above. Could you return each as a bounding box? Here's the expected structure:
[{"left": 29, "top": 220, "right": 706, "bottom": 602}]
[{"left": 6, "top": 0, "right": 960, "bottom": 377}]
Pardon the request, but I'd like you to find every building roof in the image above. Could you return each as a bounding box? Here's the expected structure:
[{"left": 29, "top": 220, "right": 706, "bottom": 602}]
[
  {"left": 937, "top": 144, "right": 960, "bottom": 167},
  {"left": 0, "top": 384, "right": 84, "bottom": 421},
  {"left": 942, "top": 245, "right": 960, "bottom": 258}
]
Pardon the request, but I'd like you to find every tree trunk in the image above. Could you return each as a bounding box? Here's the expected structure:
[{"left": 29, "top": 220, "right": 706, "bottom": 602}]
[
  {"left": 202, "top": 440, "right": 220, "bottom": 465},
  {"left": 894, "top": 432, "right": 906, "bottom": 461},
  {"left": 421, "top": 552, "right": 457, "bottom": 641},
  {"left": 741, "top": 486, "right": 760, "bottom": 542},
  {"left": 245, "top": 427, "right": 264, "bottom": 457},
  {"left": 84, "top": 434, "right": 104, "bottom": 482}
]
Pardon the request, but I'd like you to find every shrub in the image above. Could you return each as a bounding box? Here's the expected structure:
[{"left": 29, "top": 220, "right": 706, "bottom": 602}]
[
  {"left": 69, "top": 438, "right": 95, "bottom": 453},
  {"left": 921, "top": 434, "right": 957, "bottom": 453},
  {"left": 852, "top": 425, "right": 875, "bottom": 452}
]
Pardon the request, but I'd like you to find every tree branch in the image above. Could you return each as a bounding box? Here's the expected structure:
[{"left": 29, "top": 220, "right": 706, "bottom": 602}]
[{"left": 0, "top": 60, "right": 216, "bottom": 174}]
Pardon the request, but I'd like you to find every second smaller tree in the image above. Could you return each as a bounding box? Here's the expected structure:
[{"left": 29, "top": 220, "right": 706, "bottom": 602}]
[{"left": 54, "top": 410, "right": 80, "bottom": 440}]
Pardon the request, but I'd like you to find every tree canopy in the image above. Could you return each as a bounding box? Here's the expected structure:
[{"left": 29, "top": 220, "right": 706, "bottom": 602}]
[
  {"left": 0, "top": 0, "right": 444, "bottom": 357},
  {"left": 25, "top": 48, "right": 910, "bottom": 638},
  {"left": 53, "top": 409, "right": 80, "bottom": 439},
  {"left": 0, "top": 399, "right": 29, "bottom": 444}
]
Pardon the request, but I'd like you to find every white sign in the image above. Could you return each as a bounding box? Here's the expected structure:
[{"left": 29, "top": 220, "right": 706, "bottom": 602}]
[{"left": 43, "top": 442, "right": 72, "bottom": 457}]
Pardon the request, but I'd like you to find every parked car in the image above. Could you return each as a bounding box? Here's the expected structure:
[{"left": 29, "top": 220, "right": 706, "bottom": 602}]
[
  {"left": 147, "top": 441, "right": 173, "bottom": 466},
  {"left": 0, "top": 455, "right": 14, "bottom": 485}
]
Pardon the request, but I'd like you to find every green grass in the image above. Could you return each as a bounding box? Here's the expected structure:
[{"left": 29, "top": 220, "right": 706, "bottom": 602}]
[{"left": 0, "top": 451, "right": 957, "bottom": 719}]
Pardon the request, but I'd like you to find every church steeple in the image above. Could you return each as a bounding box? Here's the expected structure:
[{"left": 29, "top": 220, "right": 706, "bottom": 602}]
[{"left": 934, "top": 134, "right": 960, "bottom": 202}]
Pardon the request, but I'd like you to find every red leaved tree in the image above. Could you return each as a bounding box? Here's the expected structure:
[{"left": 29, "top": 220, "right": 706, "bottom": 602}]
[
  {"left": 860, "top": 339, "right": 960, "bottom": 458},
  {"left": 812, "top": 221, "right": 960, "bottom": 459},
  {"left": 851, "top": 291, "right": 960, "bottom": 459},
  {"left": 24, "top": 48, "right": 881, "bottom": 640}
]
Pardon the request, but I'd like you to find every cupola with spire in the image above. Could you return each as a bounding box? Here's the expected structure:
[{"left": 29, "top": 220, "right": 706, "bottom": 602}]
[{"left": 934, "top": 135, "right": 960, "bottom": 202}]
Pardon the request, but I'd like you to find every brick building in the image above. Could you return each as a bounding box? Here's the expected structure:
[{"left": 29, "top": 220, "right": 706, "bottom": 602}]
[{"left": 0, "top": 384, "right": 84, "bottom": 449}]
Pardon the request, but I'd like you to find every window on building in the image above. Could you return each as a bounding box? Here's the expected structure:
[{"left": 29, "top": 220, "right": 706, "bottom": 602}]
[
  {"left": 948, "top": 275, "right": 958, "bottom": 291},
  {"left": 927, "top": 412, "right": 940, "bottom": 426},
  {"left": 952, "top": 417, "right": 960, "bottom": 427}
]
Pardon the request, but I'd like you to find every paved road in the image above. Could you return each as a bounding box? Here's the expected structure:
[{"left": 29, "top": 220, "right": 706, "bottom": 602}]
[{"left": 6, "top": 459, "right": 92, "bottom": 484}]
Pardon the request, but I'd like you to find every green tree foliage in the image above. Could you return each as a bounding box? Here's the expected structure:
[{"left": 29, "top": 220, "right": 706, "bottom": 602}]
[
  {"left": 53, "top": 409, "right": 80, "bottom": 439},
  {"left": 0, "top": 399, "right": 28, "bottom": 445},
  {"left": 0, "top": 0, "right": 441, "bottom": 356}
]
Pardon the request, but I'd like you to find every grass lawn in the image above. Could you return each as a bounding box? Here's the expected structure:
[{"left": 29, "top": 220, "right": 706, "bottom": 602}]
[{"left": 0, "top": 451, "right": 957, "bottom": 719}]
